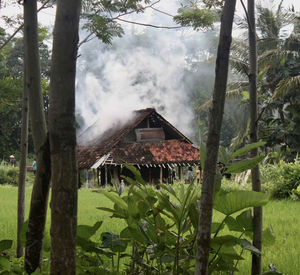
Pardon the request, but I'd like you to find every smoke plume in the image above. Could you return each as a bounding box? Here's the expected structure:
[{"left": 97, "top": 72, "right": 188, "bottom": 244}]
[{"left": 75, "top": 0, "right": 216, "bottom": 143}]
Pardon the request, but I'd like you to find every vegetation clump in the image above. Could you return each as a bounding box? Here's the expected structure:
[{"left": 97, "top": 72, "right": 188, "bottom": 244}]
[
  {"left": 261, "top": 159, "right": 300, "bottom": 199},
  {"left": 0, "top": 164, "right": 18, "bottom": 186}
]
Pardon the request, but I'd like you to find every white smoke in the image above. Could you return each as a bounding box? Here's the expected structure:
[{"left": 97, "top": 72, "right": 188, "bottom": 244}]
[{"left": 75, "top": 0, "right": 215, "bottom": 141}]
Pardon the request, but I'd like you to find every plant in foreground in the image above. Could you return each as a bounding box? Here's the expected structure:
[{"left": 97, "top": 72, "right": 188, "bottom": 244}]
[{"left": 76, "top": 162, "right": 274, "bottom": 274}]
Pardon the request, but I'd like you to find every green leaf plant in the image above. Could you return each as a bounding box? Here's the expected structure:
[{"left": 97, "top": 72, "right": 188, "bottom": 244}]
[{"left": 87, "top": 162, "right": 273, "bottom": 274}]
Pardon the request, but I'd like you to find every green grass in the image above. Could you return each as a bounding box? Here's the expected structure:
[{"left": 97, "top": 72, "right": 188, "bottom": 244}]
[{"left": 1, "top": 185, "right": 300, "bottom": 274}]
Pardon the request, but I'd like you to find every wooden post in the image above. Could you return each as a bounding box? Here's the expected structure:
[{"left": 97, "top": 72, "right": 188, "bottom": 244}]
[
  {"left": 179, "top": 166, "right": 183, "bottom": 182},
  {"left": 160, "top": 167, "right": 163, "bottom": 184},
  {"left": 113, "top": 166, "right": 120, "bottom": 185},
  {"left": 97, "top": 169, "right": 100, "bottom": 186},
  {"left": 105, "top": 165, "right": 108, "bottom": 186},
  {"left": 92, "top": 169, "right": 96, "bottom": 187}
]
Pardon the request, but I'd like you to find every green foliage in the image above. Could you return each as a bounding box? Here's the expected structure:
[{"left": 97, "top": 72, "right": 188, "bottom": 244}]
[
  {"left": 218, "top": 131, "right": 266, "bottom": 175},
  {"left": 261, "top": 160, "right": 300, "bottom": 199},
  {"left": 81, "top": 163, "right": 271, "bottom": 274},
  {"left": 83, "top": 14, "right": 124, "bottom": 44},
  {"left": 230, "top": 4, "right": 300, "bottom": 159},
  {"left": 174, "top": 7, "right": 216, "bottom": 30},
  {"left": 0, "top": 27, "right": 51, "bottom": 159},
  {"left": 0, "top": 239, "right": 13, "bottom": 274},
  {"left": 0, "top": 165, "right": 18, "bottom": 185},
  {"left": 81, "top": 0, "right": 152, "bottom": 44},
  {"left": 214, "top": 190, "right": 269, "bottom": 216}
]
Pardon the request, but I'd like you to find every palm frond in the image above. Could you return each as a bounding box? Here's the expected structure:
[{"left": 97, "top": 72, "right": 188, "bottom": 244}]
[
  {"left": 258, "top": 49, "right": 299, "bottom": 67},
  {"left": 273, "top": 75, "right": 300, "bottom": 99},
  {"left": 197, "top": 98, "right": 212, "bottom": 111},
  {"left": 197, "top": 87, "right": 246, "bottom": 111}
]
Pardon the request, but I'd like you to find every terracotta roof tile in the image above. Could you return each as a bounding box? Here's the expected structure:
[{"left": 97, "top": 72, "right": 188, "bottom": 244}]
[{"left": 77, "top": 108, "right": 199, "bottom": 169}]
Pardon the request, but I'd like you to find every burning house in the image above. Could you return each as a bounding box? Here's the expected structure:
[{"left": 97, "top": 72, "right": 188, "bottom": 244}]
[{"left": 77, "top": 108, "right": 200, "bottom": 186}]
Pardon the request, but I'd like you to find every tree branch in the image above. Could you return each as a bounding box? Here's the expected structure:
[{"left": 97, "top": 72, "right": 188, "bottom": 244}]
[
  {"left": 240, "top": 0, "right": 253, "bottom": 33},
  {"left": 116, "top": 17, "right": 181, "bottom": 29},
  {"left": 0, "top": 0, "right": 52, "bottom": 51}
]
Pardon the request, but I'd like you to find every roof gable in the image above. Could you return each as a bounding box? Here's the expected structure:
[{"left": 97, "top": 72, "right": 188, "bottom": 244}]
[{"left": 77, "top": 108, "right": 196, "bottom": 169}]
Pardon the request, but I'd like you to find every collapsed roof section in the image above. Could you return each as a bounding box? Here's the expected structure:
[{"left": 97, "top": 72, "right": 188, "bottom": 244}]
[{"left": 77, "top": 108, "right": 200, "bottom": 169}]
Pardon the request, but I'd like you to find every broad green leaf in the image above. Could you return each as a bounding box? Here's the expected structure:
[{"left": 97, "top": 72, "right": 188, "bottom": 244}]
[
  {"left": 211, "top": 235, "right": 240, "bottom": 246},
  {"left": 77, "top": 221, "right": 103, "bottom": 240},
  {"left": 0, "top": 240, "right": 12, "bottom": 252},
  {"left": 127, "top": 225, "right": 148, "bottom": 244},
  {"left": 226, "top": 154, "right": 265, "bottom": 174},
  {"left": 225, "top": 216, "right": 244, "bottom": 232},
  {"left": 77, "top": 236, "right": 101, "bottom": 253},
  {"left": 218, "top": 245, "right": 244, "bottom": 261},
  {"left": 102, "top": 191, "right": 128, "bottom": 210},
  {"left": 188, "top": 203, "right": 199, "bottom": 229},
  {"left": 123, "top": 162, "right": 145, "bottom": 184},
  {"left": 240, "top": 239, "right": 261, "bottom": 255},
  {"left": 120, "top": 227, "right": 131, "bottom": 239},
  {"left": 137, "top": 200, "right": 149, "bottom": 218},
  {"left": 121, "top": 175, "right": 138, "bottom": 187},
  {"left": 143, "top": 222, "right": 157, "bottom": 243},
  {"left": 0, "top": 256, "right": 10, "bottom": 271},
  {"left": 263, "top": 225, "right": 276, "bottom": 247},
  {"left": 155, "top": 213, "right": 167, "bottom": 230},
  {"left": 211, "top": 222, "right": 225, "bottom": 234},
  {"left": 161, "top": 184, "right": 179, "bottom": 201},
  {"left": 231, "top": 141, "right": 266, "bottom": 158},
  {"left": 101, "top": 232, "right": 128, "bottom": 253},
  {"left": 96, "top": 207, "right": 126, "bottom": 218},
  {"left": 236, "top": 209, "right": 253, "bottom": 232},
  {"left": 127, "top": 196, "right": 140, "bottom": 218},
  {"left": 96, "top": 247, "right": 116, "bottom": 257},
  {"left": 214, "top": 190, "right": 269, "bottom": 215},
  {"left": 218, "top": 146, "right": 230, "bottom": 166}
]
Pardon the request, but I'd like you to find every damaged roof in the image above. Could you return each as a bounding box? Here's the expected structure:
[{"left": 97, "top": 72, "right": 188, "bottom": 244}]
[{"left": 77, "top": 108, "right": 200, "bottom": 169}]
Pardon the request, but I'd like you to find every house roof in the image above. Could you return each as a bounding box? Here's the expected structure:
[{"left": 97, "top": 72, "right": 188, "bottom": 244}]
[{"left": 77, "top": 108, "right": 199, "bottom": 169}]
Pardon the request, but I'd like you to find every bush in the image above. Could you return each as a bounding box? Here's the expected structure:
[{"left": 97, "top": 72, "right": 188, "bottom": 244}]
[
  {"left": 261, "top": 160, "right": 300, "bottom": 199},
  {"left": 0, "top": 165, "right": 18, "bottom": 185}
]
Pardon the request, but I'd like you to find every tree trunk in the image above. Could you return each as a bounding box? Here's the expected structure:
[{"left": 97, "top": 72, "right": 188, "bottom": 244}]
[
  {"left": 194, "top": 0, "right": 237, "bottom": 274},
  {"left": 48, "top": 0, "right": 81, "bottom": 273},
  {"left": 248, "top": 0, "right": 262, "bottom": 274},
  {"left": 24, "top": 0, "right": 51, "bottom": 273},
  {"left": 17, "top": 60, "right": 29, "bottom": 258}
]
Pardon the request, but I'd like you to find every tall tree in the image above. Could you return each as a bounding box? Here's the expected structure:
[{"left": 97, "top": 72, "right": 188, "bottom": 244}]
[
  {"left": 194, "top": 0, "right": 236, "bottom": 274},
  {"left": 230, "top": 4, "right": 300, "bottom": 159},
  {"left": 16, "top": 51, "right": 29, "bottom": 258},
  {"left": 247, "top": 0, "right": 262, "bottom": 274},
  {"left": 23, "top": 0, "right": 51, "bottom": 272},
  {"left": 48, "top": 0, "right": 81, "bottom": 273}
]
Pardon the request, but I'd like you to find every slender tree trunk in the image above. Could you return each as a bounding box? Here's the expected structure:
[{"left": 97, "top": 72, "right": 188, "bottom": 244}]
[
  {"left": 194, "top": 0, "right": 236, "bottom": 274},
  {"left": 248, "top": 1, "right": 262, "bottom": 274},
  {"left": 24, "top": 0, "right": 51, "bottom": 273},
  {"left": 17, "top": 60, "right": 29, "bottom": 258},
  {"left": 48, "top": 0, "right": 81, "bottom": 273}
]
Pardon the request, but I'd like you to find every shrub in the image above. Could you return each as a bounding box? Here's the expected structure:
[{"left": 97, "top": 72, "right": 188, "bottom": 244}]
[
  {"left": 261, "top": 160, "right": 300, "bottom": 199},
  {"left": 0, "top": 165, "right": 18, "bottom": 185}
]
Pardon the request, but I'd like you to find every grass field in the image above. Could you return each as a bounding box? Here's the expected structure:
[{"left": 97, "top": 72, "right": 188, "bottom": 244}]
[{"left": 1, "top": 184, "right": 300, "bottom": 274}]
